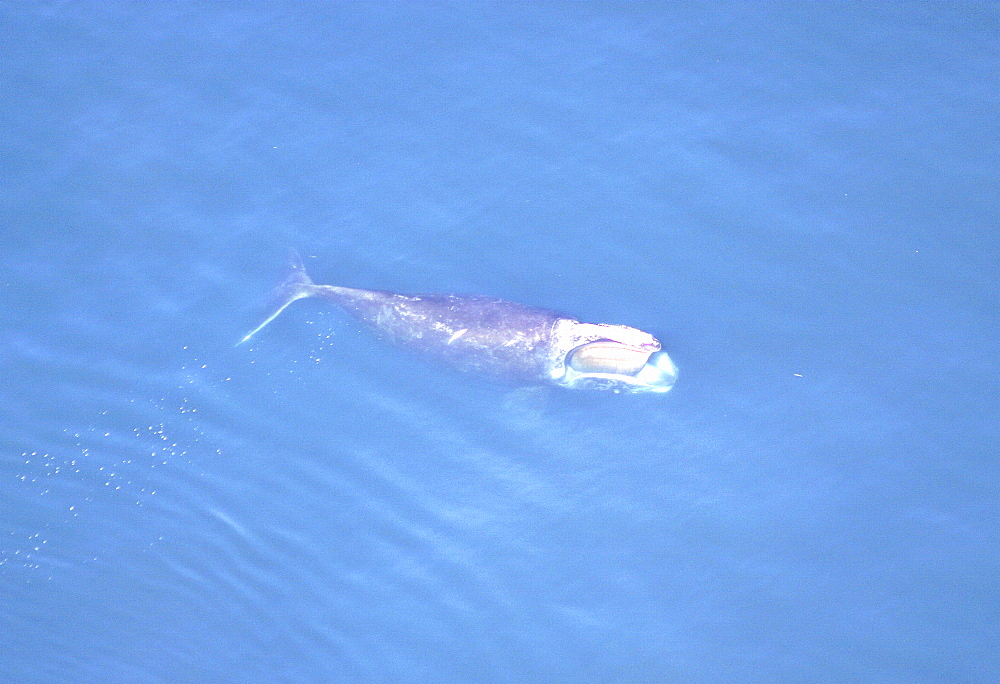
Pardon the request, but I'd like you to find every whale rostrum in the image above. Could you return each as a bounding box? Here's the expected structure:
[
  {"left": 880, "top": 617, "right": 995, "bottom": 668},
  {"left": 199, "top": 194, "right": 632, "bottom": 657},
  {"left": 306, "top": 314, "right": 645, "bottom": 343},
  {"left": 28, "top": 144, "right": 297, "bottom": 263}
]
[{"left": 239, "top": 251, "right": 678, "bottom": 393}]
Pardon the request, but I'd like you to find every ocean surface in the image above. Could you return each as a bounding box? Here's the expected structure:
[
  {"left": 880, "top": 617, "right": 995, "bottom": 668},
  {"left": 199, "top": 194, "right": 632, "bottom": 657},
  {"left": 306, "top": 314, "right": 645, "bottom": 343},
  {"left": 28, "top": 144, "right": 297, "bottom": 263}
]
[{"left": 2, "top": 2, "right": 997, "bottom": 682}]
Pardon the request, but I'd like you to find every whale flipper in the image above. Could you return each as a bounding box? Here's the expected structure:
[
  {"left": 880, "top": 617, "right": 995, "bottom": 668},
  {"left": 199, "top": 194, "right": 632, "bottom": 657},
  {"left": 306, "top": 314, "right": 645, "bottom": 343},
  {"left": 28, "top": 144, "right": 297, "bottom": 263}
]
[{"left": 236, "top": 250, "right": 316, "bottom": 346}]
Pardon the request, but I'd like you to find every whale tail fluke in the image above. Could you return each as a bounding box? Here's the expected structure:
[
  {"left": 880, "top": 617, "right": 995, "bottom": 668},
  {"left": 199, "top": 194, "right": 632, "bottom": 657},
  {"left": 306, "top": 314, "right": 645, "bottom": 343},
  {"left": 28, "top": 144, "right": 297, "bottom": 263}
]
[{"left": 236, "top": 249, "right": 315, "bottom": 346}]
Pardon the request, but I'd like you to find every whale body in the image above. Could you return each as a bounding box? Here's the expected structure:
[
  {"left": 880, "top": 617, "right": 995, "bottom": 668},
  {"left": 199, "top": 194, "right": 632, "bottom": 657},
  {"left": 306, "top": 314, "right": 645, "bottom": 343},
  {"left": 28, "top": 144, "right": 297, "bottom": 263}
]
[{"left": 239, "top": 251, "right": 677, "bottom": 393}]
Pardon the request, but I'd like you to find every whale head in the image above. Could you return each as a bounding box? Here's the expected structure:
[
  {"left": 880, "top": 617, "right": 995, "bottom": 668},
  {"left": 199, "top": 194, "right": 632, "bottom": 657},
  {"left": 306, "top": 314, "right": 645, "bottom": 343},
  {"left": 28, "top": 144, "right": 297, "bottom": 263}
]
[{"left": 549, "top": 321, "right": 678, "bottom": 393}]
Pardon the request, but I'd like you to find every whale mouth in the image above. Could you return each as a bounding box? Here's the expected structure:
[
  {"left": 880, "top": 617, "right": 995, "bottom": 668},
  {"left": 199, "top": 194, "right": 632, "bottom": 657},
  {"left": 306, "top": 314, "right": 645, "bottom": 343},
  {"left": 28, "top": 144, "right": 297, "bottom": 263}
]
[
  {"left": 568, "top": 341, "right": 651, "bottom": 376},
  {"left": 560, "top": 342, "right": 678, "bottom": 393}
]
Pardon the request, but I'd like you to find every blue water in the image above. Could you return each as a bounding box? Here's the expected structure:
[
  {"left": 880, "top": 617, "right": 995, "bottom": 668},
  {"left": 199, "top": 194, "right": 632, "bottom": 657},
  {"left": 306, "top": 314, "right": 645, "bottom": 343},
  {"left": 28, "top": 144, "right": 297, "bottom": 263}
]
[{"left": 2, "top": 2, "right": 998, "bottom": 681}]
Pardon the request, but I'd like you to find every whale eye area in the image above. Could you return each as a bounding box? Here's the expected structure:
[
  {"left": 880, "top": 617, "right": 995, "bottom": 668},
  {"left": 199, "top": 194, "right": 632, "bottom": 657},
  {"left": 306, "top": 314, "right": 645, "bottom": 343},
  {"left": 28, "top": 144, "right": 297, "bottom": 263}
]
[{"left": 567, "top": 341, "right": 651, "bottom": 376}]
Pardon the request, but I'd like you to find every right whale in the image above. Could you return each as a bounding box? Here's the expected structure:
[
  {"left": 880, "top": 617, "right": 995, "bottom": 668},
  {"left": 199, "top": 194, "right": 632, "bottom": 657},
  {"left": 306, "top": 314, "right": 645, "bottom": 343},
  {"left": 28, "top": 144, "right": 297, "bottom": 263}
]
[{"left": 239, "top": 251, "right": 678, "bottom": 394}]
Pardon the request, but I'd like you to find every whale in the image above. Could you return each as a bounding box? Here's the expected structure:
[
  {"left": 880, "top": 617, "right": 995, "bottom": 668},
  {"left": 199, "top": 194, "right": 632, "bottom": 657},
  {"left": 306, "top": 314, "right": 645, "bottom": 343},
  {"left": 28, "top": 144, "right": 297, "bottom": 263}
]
[{"left": 238, "top": 251, "right": 677, "bottom": 393}]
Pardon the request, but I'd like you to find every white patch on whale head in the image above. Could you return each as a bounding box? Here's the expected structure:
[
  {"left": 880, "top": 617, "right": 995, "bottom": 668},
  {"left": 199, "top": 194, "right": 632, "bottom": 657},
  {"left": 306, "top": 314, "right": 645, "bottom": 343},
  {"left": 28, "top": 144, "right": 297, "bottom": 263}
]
[{"left": 548, "top": 319, "right": 677, "bottom": 393}]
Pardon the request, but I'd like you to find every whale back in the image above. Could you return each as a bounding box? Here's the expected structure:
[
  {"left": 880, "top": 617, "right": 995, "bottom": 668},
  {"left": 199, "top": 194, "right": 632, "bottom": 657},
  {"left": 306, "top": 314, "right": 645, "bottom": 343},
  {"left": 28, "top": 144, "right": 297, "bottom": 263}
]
[{"left": 312, "top": 286, "right": 564, "bottom": 381}]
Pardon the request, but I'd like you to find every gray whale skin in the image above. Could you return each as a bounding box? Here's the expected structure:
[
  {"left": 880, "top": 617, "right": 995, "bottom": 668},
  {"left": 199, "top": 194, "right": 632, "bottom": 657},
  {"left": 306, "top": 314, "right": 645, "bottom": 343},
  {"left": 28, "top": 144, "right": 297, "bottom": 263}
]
[{"left": 239, "top": 251, "right": 677, "bottom": 394}]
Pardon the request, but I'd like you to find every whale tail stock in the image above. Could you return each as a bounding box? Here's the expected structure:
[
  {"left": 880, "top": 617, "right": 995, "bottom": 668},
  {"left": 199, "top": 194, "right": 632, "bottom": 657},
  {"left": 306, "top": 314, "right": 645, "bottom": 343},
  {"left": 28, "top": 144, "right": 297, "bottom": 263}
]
[{"left": 236, "top": 249, "right": 316, "bottom": 346}]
